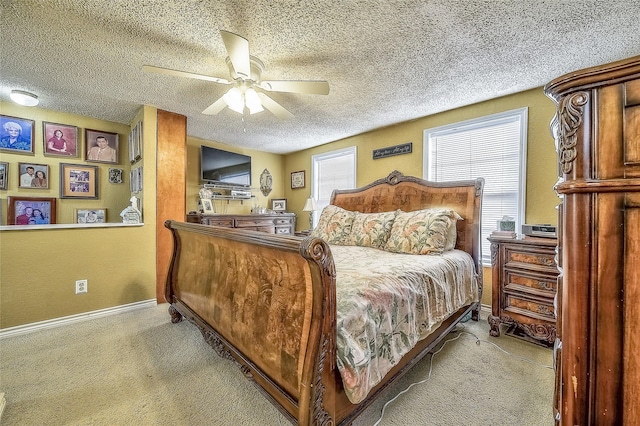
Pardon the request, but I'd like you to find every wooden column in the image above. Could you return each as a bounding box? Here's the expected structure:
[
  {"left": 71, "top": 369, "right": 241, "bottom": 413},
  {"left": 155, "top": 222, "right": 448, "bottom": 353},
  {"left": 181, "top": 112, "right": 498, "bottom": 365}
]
[{"left": 156, "top": 110, "right": 186, "bottom": 301}]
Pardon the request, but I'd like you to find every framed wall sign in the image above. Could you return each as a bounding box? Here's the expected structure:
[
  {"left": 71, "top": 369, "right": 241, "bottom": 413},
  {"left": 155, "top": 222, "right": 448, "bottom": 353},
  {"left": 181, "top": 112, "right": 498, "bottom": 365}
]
[
  {"left": 0, "top": 162, "right": 9, "bottom": 190},
  {"left": 60, "top": 163, "right": 98, "bottom": 199},
  {"left": 74, "top": 208, "right": 107, "bottom": 223},
  {"left": 291, "top": 170, "right": 305, "bottom": 189}
]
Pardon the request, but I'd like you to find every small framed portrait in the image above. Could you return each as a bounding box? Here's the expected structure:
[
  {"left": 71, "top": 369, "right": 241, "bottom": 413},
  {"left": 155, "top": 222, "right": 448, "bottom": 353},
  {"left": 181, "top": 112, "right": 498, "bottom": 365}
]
[
  {"left": 85, "top": 129, "right": 119, "bottom": 164},
  {"left": 18, "top": 162, "right": 50, "bottom": 189},
  {"left": 8, "top": 196, "right": 56, "bottom": 225},
  {"left": 201, "top": 198, "right": 215, "bottom": 214},
  {"left": 108, "top": 168, "right": 123, "bottom": 184},
  {"left": 60, "top": 163, "right": 98, "bottom": 199},
  {"left": 74, "top": 208, "right": 107, "bottom": 224},
  {"left": 0, "top": 115, "right": 35, "bottom": 154},
  {"left": 291, "top": 170, "right": 305, "bottom": 189},
  {"left": 43, "top": 122, "right": 79, "bottom": 157},
  {"left": 271, "top": 198, "right": 287, "bottom": 212},
  {"left": 0, "top": 162, "right": 8, "bottom": 190}
]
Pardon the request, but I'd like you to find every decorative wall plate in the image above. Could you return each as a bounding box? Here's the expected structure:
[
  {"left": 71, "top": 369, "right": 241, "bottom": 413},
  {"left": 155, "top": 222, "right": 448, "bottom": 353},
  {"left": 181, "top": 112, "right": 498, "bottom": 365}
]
[{"left": 260, "top": 168, "right": 272, "bottom": 196}]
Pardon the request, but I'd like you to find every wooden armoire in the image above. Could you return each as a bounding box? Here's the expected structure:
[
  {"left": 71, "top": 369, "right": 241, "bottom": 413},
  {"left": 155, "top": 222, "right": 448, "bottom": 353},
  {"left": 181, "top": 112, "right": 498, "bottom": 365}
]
[{"left": 545, "top": 56, "right": 640, "bottom": 425}]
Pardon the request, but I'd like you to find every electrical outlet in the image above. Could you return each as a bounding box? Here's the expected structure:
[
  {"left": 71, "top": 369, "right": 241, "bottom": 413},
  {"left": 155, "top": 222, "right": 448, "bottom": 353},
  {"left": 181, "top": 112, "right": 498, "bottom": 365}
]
[{"left": 75, "top": 279, "right": 87, "bottom": 294}]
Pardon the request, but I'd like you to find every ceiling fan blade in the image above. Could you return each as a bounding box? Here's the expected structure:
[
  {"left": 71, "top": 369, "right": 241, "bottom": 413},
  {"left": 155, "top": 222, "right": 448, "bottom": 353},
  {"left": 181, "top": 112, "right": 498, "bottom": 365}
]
[
  {"left": 220, "top": 30, "right": 251, "bottom": 79},
  {"left": 202, "top": 98, "right": 228, "bottom": 115},
  {"left": 142, "top": 65, "right": 230, "bottom": 84},
  {"left": 257, "top": 93, "right": 294, "bottom": 120},
  {"left": 259, "top": 80, "right": 330, "bottom": 95}
]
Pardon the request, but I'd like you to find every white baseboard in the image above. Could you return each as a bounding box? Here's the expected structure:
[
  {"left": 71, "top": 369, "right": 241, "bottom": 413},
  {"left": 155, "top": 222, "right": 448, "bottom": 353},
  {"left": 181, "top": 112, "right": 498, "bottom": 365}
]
[
  {"left": 481, "top": 303, "right": 491, "bottom": 316},
  {"left": 0, "top": 299, "right": 157, "bottom": 339}
]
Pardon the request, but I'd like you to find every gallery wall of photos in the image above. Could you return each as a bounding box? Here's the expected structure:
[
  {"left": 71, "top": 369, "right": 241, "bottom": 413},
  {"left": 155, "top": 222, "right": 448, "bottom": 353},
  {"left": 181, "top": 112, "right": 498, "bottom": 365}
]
[{"left": 0, "top": 107, "right": 143, "bottom": 226}]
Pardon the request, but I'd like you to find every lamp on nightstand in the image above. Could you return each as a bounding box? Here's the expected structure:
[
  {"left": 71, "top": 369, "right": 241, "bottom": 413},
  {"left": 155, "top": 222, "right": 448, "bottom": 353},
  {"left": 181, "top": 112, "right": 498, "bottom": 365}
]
[{"left": 302, "top": 197, "right": 318, "bottom": 230}]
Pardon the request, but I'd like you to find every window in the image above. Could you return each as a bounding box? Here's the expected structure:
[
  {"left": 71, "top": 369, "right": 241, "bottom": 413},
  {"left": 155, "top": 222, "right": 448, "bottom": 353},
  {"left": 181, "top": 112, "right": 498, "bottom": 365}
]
[
  {"left": 311, "top": 147, "right": 357, "bottom": 226},
  {"left": 423, "top": 108, "right": 528, "bottom": 264}
]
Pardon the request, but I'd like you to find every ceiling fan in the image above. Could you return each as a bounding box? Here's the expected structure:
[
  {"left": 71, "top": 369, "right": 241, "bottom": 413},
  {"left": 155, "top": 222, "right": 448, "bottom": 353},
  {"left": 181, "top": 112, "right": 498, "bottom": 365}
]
[{"left": 143, "top": 30, "right": 330, "bottom": 120}]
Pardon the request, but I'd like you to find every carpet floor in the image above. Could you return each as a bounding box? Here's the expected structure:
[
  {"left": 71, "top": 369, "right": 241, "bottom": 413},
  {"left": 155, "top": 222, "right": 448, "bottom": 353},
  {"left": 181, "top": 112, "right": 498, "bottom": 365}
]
[{"left": 0, "top": 304, "right": 553, "bottom": 425}]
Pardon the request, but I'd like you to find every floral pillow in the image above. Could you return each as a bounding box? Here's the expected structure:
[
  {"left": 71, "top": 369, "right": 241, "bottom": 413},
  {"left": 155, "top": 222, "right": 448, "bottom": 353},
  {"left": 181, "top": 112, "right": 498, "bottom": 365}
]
[
  {"left": 383, "top": 208, "right": 462, "bottom": 255},
  {"left": 345, "top": 210, "right": 397, "bottom": 249},
  {"left": 444, "top": 215, "right": 463, "bottom": 251},
  {"left": 310, "top": 205, "right": 356, "bottom": 245}
]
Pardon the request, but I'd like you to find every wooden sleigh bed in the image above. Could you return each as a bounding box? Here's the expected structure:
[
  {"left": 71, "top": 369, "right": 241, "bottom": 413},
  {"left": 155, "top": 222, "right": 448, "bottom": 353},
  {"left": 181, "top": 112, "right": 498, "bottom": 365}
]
[{"left": 164, "top": 170, "right": 484, "bottom": 425}]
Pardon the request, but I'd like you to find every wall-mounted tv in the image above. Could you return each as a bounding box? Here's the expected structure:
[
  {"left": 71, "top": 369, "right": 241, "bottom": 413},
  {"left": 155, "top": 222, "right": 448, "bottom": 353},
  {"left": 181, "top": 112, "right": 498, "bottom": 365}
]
[{"left": 200, "top": 145, "right": 252, "bottom": 187}]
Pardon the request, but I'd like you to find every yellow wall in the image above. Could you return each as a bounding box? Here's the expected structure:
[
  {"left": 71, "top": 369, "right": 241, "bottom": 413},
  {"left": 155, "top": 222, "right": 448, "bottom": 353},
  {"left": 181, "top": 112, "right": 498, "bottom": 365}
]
[
  {"left": 1, "top": 87, "right": 558, "bottom": 328},
  {"left": 0, "top": 103, "right": 158, "bottom": 329},
  {"left": 283, "top": 87, "right": 560, "bottom": 306},
  {"left": 185, "top": 136, "right": 285, "bottom": 215}
]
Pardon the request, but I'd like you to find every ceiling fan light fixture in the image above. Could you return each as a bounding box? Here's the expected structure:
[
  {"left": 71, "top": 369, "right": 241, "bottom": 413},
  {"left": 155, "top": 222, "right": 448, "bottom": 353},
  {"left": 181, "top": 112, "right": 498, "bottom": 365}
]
[
  {"left": 10, "top": 89, "right": 39, "bottom": 106},
  {"left": 245, "top": 88, "right": 263, "bottom": 114},
  {"left": 222, "top": 87, "right": 244, "bottom": 113}
]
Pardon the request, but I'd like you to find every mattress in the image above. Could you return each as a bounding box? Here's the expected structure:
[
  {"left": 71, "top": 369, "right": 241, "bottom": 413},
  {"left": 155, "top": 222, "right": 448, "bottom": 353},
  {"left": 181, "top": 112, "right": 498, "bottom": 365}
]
[{"left": 331, "top": 245, "right": 479, "bottom": 403}]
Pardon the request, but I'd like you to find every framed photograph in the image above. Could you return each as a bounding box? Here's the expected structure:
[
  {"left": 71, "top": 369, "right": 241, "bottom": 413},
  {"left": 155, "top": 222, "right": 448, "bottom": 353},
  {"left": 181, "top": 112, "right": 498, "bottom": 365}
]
[
  {"left": 18, "top": 162, "right": 50, "bottom": 189},
  {"left": 130, "top": 167, "right": 143, "bottom": 193},
  {"left": 7, "top": 196, "right": 56, "bottom": 225},
  {"left": 43, "top": 122, "right": 79, "bottom": 157},
  {"left": 291, "top": 170, "right": 305, "bottom": 189},
  {"left": 271, "top": 198, "right": 287, "bottom": 212},
  {"left": 74, "top": 208, "right": 107, "bottom": 224},
  {"left": 0, "top": 162, "right": 8, "bottom": 190},
  {"left": 108, "top": 168, "right": 123, "bottom": 184},
  {"left": 128, "top": 120, "right": 142, "bottom": 164},
  {"left": 0, "top": 115, "right": 35, "bottom": 154},
  {"left": 85, "top": 129, "right": 119, "bottom": 164},
  {"left": 60, "top": 163, "right": 98, "bottom": 199},
  {"left": 201, "top": 198, "right": 215, "bottom": 214}
]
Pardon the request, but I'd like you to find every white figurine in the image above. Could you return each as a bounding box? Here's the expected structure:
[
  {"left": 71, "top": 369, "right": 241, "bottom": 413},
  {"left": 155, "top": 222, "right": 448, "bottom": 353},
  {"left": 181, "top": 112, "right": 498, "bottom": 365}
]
[{"left": 120, "top": 195, "right": 142, "bottom": 224}]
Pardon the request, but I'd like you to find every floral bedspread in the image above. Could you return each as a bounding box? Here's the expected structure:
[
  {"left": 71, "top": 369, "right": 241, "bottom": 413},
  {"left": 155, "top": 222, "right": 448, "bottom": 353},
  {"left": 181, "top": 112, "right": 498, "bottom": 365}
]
[{"left": 331, "top": 245, "right": 479, "bottom": 404}]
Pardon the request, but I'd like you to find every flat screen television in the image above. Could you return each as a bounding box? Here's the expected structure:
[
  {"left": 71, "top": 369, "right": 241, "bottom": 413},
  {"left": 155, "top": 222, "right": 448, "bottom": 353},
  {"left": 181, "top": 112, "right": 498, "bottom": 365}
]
[{"left": 200, "top": 145, "right": 252, "bottom": 187}]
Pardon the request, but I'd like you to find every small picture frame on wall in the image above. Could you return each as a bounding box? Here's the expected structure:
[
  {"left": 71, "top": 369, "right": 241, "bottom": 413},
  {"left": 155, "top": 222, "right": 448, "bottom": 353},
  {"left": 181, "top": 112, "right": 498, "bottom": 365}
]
[
  {"left": 271, "top": 198, "right": 287, "bottom": 212},
  {"left": 108, "top": 168, "right": 123, "bottom": 184},
  {"left": 8, "top": 196, "right": 56, "bottom": 225},
  {"left": 0, "top": 115, "right": 35, "bottom": 154},
  {"left": 291, "top": 170, "right": 305, "bottom": 189},
  {"left": 18, "top": 162, "right": 49, "bottom": 189},
  {"left": 0, "top": 162, "right": 8, "bottom": 190},
  {"left": 60, "top": 163, "right": 98, "bottom": 199},
  {"left": 85, "top": 129, "right": 119, "bottom": 164},
  {"left": 43, "top": 122, "right": 79, "bottom": 157},
  {"left": 74, "top": 208, "right": 107, "bottom": 224},
  {"left": 128, "top": 120, "right": 142, "bottom": 164}
]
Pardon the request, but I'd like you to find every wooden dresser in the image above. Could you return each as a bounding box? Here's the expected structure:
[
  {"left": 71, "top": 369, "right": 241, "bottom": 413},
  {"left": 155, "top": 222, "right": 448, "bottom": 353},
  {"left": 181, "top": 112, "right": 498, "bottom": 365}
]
[
  {"left": 487, "top": 236, "right": 558, "bottom": 346},
  {"left": 187, "top": 213, "right": 296, "bottom": 235},
  {"left": 545, "top": 56, "right": 640, "bottom": 425}
]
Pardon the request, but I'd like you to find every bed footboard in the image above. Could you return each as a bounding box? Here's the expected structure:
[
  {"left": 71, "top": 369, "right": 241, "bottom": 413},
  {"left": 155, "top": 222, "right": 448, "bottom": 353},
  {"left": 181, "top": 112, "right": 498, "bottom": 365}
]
[{"left": 164, "top": 220, "right": 337, "bottom": 425}]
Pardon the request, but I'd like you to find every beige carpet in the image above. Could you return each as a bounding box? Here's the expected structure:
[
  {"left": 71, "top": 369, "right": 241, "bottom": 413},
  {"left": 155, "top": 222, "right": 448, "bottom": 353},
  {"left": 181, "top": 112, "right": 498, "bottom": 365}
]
[{"left": 0, "top": 304, "right": 553, "bottom": 425}]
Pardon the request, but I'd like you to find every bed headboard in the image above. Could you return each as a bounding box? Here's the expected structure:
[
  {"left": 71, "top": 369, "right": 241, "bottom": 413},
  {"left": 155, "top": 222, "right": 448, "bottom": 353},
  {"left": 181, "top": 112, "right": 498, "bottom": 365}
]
[{"left": 330, "top": 170, "right": 484, "bottom": 265}]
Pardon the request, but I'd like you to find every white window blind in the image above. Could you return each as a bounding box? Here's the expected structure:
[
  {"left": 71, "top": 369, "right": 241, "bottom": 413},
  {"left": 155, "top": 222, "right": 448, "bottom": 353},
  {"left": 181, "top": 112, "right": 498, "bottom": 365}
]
[
  {"left": 423, "top": 108, "right": 527, "bottom": 264},
  {"left": 312, "top": 147, "right": 356, "bottom": 226}
]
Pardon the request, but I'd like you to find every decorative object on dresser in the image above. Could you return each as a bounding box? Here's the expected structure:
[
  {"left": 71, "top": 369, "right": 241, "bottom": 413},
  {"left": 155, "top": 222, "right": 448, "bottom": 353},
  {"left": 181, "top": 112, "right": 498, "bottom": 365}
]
[
  {"left": 187, "top": 212, "right": 296, "bottom": 235},
  {"left": 302, "top": 196, "right": 318, "bottom": 230},
  {"left": 488, "top": 236, "right": 558, "bottom": 347},
  {"left": 545, "top": 56, "right": 640, "bottom": 425}
]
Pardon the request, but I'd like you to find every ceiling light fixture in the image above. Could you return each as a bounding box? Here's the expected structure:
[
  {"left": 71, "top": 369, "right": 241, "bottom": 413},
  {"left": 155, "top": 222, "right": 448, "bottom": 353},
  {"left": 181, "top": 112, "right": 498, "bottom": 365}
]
[
  {"left": 222, "top": 85, "right": 264, "bottom": 115},
  {"left": 10, "top": 89, "right": 39, "bottom": 107}
]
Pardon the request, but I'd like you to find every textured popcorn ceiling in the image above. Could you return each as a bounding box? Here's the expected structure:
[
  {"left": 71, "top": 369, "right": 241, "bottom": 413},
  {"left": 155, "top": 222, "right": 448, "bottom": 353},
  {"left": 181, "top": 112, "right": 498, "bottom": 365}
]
[{"left": 1, "top": 0, "right": 639, "bottom": 154}]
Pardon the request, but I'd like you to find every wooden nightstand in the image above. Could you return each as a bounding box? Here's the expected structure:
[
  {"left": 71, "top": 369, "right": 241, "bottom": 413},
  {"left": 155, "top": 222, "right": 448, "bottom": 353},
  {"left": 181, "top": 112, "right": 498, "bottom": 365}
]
[{"left": 487, "top": 236, "right": 558, "bottom": 346}]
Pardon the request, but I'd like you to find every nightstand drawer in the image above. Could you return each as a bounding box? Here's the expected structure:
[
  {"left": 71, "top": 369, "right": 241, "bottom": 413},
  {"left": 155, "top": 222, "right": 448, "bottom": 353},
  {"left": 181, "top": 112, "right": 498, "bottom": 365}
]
[
  {"left": 275, "top": 217, "right": 293, "bottom": 225},
  {"left": 505, "top": 293, "right": 555, "bottom": 322},
  {"left": 505, "top": 247, "right": 555, "bottom": 269},
  {"left": 275, "top": 227, "right": 291, "bottom": 234},
  {"left": 504, "top": 270, "right": 557, "bottom": 297}
]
